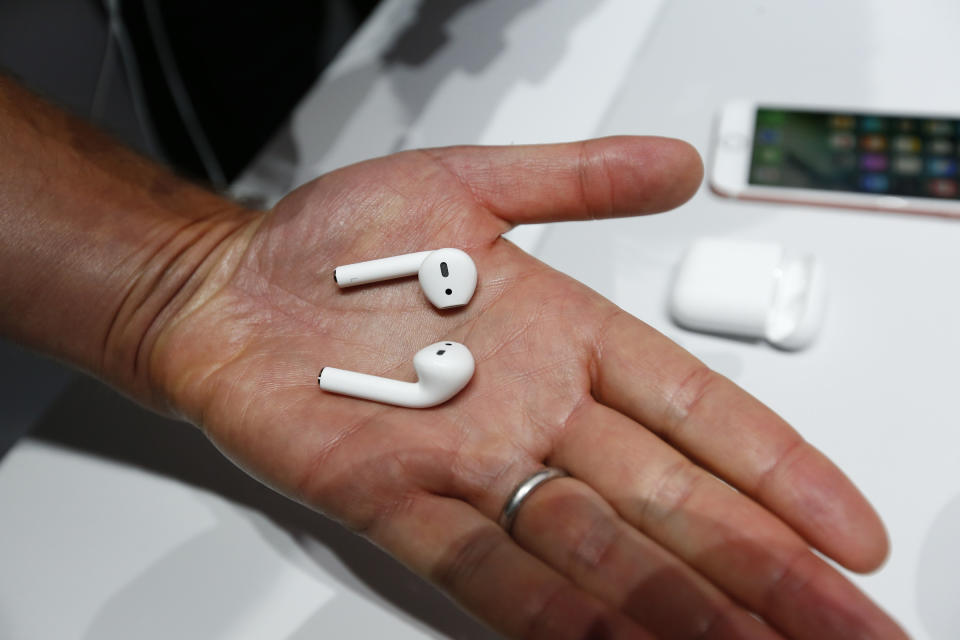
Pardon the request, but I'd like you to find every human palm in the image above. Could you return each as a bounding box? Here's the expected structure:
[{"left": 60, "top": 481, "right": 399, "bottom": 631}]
[{"left": 152, "top": 138, "right": 904, "bottom": 639}]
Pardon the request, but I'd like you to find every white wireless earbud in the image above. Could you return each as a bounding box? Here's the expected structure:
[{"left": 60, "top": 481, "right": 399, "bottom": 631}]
[
  {"left": 318, "top": 341, "right": 475, "bottom": 408},
  {"left": 333, "top": 248, "right": 477, "bottom": 309}
]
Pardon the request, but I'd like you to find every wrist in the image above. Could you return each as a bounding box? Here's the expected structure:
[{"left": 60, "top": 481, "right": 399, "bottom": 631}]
[
  {"left": 0, "top": 76, "right": 266, "bottom": 413},
  {"left": 101, "top": 202, "right": 264, "bottom": 411}
]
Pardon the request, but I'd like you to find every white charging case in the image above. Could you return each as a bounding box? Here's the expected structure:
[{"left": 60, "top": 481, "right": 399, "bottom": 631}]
[{"left": 669, "top": 237, "right": 826, "bottom": 350}]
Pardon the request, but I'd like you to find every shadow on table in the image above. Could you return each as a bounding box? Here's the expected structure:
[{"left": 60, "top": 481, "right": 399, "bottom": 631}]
[
  {"left": 241, "top": 0, "right": 603, "bottom": 205},
  {"left": 31, "top": 375, "right": 500, "bottom": 639}
]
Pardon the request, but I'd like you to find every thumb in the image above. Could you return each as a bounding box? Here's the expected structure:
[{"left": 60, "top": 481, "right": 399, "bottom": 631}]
[{"left": 422, "top": 136, "right": 703, "bottom": 225}]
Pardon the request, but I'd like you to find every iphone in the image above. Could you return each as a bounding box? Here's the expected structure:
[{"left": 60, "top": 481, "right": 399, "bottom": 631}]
[{"left": 710, "top": 100, "right": 960, "bottom": 217}]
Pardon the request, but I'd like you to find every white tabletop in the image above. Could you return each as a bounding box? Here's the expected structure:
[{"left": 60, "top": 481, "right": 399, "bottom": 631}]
[
  {"left": 536, "top": 1, "right": 960, "bottom": 638},
  {"left": 3, "top": 1, "right": 959, "bottom": 638}
]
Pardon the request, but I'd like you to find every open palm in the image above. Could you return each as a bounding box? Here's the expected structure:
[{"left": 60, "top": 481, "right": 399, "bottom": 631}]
[{"left": 150, "top": 138, "right": 904, "bottom": 639}]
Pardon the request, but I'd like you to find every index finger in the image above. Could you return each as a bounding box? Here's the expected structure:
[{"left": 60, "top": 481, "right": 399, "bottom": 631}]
[{"left": 591, "top": 310, "right": 889, "bottom": 572}]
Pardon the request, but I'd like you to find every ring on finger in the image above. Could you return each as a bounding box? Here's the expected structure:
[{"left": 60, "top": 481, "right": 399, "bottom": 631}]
[{"left": 499, "top": 467, "right": 569, "bottom": 535}]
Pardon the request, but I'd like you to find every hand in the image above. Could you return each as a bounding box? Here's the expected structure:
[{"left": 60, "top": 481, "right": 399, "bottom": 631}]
[{"left": 149, "top": 138, "right": 905, "bottom": 639}]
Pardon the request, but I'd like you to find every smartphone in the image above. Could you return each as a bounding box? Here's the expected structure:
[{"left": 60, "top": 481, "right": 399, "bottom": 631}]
[{"left": 710, "top": 100, "right": 960, "bottom": 217}]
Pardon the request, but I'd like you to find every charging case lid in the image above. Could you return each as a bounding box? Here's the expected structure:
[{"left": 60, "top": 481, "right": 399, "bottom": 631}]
[{"left": 669, "top": 237, "right": 826, "bottom": 350}]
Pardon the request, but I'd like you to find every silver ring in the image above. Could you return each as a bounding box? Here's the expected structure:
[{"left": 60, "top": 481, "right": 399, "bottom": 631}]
[{"left": 499, "top": 467, "right": 569, "bottom": 534}]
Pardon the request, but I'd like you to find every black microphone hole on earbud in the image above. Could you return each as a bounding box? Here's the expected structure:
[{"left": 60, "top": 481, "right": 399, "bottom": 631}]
[{"left": 440, "top": 262, "right": 449, "bottom": 277}]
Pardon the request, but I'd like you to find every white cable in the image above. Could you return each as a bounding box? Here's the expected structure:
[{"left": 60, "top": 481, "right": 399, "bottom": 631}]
[
  {"left": 89, "top": 18, "right": 116, "bottom": 119},
  {"left": 142, "top": 0, "right": 228, "bottom": 189},
  {"left": 99, "top": 0, "right": 166, "bottom": 160}
]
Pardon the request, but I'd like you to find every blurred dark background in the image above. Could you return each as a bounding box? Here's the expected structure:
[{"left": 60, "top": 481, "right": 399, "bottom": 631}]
[{"left": 0, "top": 0, "right": 381, "bottom": 187}]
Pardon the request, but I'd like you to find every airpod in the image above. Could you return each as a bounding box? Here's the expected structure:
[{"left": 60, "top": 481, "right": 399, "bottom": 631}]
[
  {"left": 333, "top": 248, "right": 477, "bottom": 309},
  {"left": 318, "top": 341, "right": 475, "bottom": 408}
]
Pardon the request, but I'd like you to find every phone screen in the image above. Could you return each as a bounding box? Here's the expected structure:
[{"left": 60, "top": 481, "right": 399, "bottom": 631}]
[{"left": 750, "top": 108, "right": 960, "bottom": 199}]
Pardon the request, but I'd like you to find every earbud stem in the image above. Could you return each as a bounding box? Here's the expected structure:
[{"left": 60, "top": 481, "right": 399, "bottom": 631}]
[
  {"left": 319, "top": 367, "right": 434, "bottom": 408},
  {"left": 334, "top": 251, "right": 433, "bottom": 288}
]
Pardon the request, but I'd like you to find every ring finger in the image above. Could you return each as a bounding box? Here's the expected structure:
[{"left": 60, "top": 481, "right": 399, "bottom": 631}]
[
  {"left": 435, "top": 431, "right": 782, "bottom": 637},
  {"left": 504, "top": 471, "right": 782, "bottom": 639}
]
